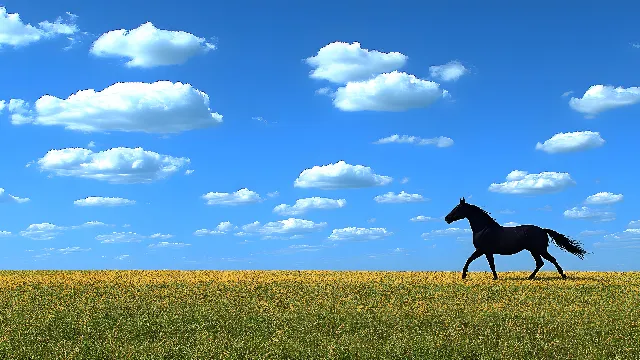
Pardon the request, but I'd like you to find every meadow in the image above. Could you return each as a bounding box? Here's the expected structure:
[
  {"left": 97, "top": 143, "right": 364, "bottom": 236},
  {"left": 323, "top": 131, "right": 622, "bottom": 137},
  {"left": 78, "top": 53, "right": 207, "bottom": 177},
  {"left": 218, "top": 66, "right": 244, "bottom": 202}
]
[{"left": 0, "top": 270, "right": 639, "bottom": 359}]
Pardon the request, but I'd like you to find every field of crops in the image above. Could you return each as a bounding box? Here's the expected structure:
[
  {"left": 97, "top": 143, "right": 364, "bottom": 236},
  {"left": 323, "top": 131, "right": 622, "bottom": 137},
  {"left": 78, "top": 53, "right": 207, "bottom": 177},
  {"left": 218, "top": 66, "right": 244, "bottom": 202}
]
[{"left": 0, "top": 270, "right": 639, "bottom": 359}]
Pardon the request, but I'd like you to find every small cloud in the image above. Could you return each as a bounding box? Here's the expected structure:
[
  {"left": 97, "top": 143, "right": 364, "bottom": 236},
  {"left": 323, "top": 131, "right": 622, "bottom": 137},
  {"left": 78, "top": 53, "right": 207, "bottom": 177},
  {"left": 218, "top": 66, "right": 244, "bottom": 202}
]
[
  {"left": 489, "top": 170, "right": 575, "bottom": 194},
  {"left": 367, "top": 218, "right": 376, "bottom": 223},
  {"left": 422, "top": 227, "right": 472, "bottom": 240},
  {"left": 185, "top": 169, "right": 194, "bottom": 175},
  {"left": 579, "top": 230, "right": 606, "bottom": 237},
  {"left": 374, "top": 134, "right": 454, "bottom": 148},
  {"left": 148, "top": 241, "right": 190, "bottom": 248},
  {"left": 267, "top": 191, "right": 279, "bottom": 198},
  {"left": 202, "top": 188, "right": 262, "bottom": 206},
  {"left": 499, "top": 209, "right": 516, "bottom": 215},
  {"left": 429, "top": 60, "right": 468, "bottom": 82},
  {"left": 315, "top": 87, "right": 334, "bottom": 96},
  {"left": 193, "top": 221, "right": 236, "bottom": 236},
  {"left": 115, "top": 254, "right": 130, "bottom": 260},
  {"left": 563, "top": 206, "right": 615, "bottom": 222},
  {"left": 410, "top": 215, "right": 440, "bottom": 222},
  {"left": 400, "top": 177, "right": 409, "bottom": 184},
  {"left": 502, "top": 222, "right": 520, "bottom": 227},
  {"left": 74, "top": 196, "right": 135, "bottom": 207},
  {"left": 374, "top": 191, "right": 427, "bottom": 204},
  {"left": 561, "top": 91, "right": 574, "bottom": 97},
  {"left": 328, "top": 227, "right": 393, "bottom": 241},
  {"left": 584, "top": 192, "right": 623, "bottom": 205},
  {"left": 87, "top": 141, "right": 96, "bottom": 148}
]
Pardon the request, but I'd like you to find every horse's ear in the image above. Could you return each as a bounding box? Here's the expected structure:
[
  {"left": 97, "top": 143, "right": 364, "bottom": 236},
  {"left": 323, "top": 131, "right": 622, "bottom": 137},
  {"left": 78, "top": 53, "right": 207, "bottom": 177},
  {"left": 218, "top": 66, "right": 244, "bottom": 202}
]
[{"left": 460, "top": 197, "right": 465, "bottom": 203}]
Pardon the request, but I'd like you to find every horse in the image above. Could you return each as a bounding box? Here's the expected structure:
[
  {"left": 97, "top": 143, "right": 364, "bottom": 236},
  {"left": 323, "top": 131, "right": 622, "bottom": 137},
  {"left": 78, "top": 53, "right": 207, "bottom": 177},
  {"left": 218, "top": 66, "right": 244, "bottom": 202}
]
[{"left": 444, "top": 197, "right": 588, "bottom": 280}]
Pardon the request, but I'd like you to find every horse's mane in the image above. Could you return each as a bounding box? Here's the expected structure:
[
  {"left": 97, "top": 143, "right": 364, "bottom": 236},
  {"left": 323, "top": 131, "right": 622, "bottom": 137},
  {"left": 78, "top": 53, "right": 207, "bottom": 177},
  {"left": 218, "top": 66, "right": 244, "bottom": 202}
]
[{"left": 467, "top": 203, "right": 498, "bottom": 224}]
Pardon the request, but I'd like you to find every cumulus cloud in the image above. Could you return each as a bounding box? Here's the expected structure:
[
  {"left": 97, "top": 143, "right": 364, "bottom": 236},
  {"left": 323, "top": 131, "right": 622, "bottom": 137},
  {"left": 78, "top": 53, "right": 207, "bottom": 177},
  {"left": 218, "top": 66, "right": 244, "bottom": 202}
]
[
  {"left": 273, "top": 197, "right": 346, "bottom": 216},
  {"left": 333, "top": 71, "right": 449, "bottom": 112},
  {"left": 328, "top": 227, "right": 393, "bottom": 241},
  {"left": 583, "top": 192, "right": 623, "bottom": 205},
  {"left": 428, "top": 61, "right": 468, "bottom": 82},
  {"left": 294, "top": 160, "right": 392, "bottom": 189},
  {"left": 373, "top": 134, "right": 454, "bottom": 147},
  {"left": 90, "top": 22, "right": 215, "bottom": 68},
  {"left": 74, "top": 196, "right": 136, "bottom": 207},
  {"left": 374, "top": 191, "right": 427, "bottom": 204},
  {"left": 535, "top": 131, "right": 605, "bottom": 153},
  {"left": 202, "top": 188, "right": 262, "bottom": 206},
  {"left": 569, "top": 85, "right": 640, "bottom": 117},
  {"left": 305, "top": 41, "right": 407, "bottom": 84},
  {"left": 6, "top": 81, "right": 222, "bottom": 133},
  {"left": 36, "top": 147, "right": 189, "bottom": 184},
  {"left": 410, "top": 215, "right": 440, "bottom": 222},
  {"left": 20, "top": 221, "right": 108, "bottom": 240},
  {"left": 148, "top": 241, "right": 191, "bottom": 248},
  {"left": 563, "top": 206, "right": 616, "bottom": 222},
  {"left": 193, "top": 221, "right": 236, "bottom": 236},
  {"left": 0, "top": 188, "right": 30, "bottom": 203},
  {"left": 238, "top": 218, "right": 327, "bottom": 239},
  {"left": 422, "top": 227, "right": 472, "bottom": 240},
  {"left": 488, "top": 170, "right": 576, "bottom": 194},
  {"left": 0, "top": 7, "right": 79, "bottom": 48}
]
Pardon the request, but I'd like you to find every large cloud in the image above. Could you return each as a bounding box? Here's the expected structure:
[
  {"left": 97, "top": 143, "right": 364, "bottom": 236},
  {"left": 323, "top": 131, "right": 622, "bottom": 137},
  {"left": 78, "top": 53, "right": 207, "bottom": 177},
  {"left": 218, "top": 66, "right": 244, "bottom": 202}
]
[
  {"left": 202, "top": 188, "right": 262, "bottom": 206},
  {"left": 328, "top": 227, "right": 393, "bottom": 241},
  {"left": 428, "top": 61, "right": 468, "bottom": 82},
  {"left": 535, "top": 131, "right": 605, "bottom": 153},
  {"left": 333, "top": 71, "right": 449, "bottom": 112},
  {"left": 563, "top": 206, "right": 615, "bottom": 222},
  {"left": 373, "top": 134, "right": 454, "bottom": 147},
  {"left": 305, "top": 41, "right": 407, "bottom": 84},
  {"left": 584, "top": 192, "right": 623, "bottom": 205},
  {"left": 237, "top": 218, "right": 327, "bottom": 239},
  {"left": 36, "top": 147, "right": 190, "bottom": 184},
  {"left": 488, "top": 170, "right": 575, "bottom": 194},
  {"left": 569, "top": 85, "right": 640, "bottom": 117},
  {"left": 273, "top": 197, "right": 346, "bottom": 216},
  {"left": 0, "top": 7, "right": 79, "bottom": 48},
  {"left": 373, "top": 191, "right": 426, "bottom": 204},
  {"left": 294, "top": 160, "right": 392, "bottom": 189},
  {"left": 20, "top": 221, "right": 108, "bottom": 240},
  {"left": 90, "top": 22, "right": 216, "bottom": 68},
  {"left": 6, "top": 81, "right": 222, "bottom": 134},
  {"left": 74, "top": 196, "right": 136, "bottom": 207},
  {"left": 0, "top": 187, "right": 29, "bottom": 203}
]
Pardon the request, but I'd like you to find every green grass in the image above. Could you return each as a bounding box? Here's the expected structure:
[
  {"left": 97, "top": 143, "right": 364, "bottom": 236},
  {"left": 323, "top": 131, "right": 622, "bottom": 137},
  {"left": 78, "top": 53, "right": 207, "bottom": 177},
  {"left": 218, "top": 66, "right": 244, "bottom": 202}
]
[{"left": 0, "top": 270, "right": 639, "bottom": 359}]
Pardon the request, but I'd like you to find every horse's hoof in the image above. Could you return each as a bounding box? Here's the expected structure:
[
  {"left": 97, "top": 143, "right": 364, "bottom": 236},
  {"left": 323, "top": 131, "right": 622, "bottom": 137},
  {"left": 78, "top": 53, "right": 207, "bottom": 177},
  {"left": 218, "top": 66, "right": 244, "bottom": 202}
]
[
  {"left": 462, "top": 274, "right": 467, "bottom": 279},
  {"left": 528, "top": 276, "right": 536, "bottom": 280},
  {"left": 493, "top": 277, "right": 498, "bottom": 281},
  {"left": 561, "top": 274, "right": 567, "bottom": 279}
]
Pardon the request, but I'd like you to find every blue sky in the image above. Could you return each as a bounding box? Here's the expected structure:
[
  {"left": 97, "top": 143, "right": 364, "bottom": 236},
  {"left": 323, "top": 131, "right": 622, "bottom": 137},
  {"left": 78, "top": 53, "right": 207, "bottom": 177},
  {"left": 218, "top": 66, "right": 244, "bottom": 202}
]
[{"left": 1, "top": 0, "right": 639, "bottom": 272}]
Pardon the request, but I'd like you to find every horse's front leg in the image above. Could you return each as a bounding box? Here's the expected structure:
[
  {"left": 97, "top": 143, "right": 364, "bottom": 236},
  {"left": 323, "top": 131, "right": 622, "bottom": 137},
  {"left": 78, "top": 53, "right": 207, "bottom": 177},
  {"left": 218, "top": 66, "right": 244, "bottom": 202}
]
[
  {"left": 485, "top": 253, "right": 498, "bottom": 280},
  {"left": 462, "top": 250, "right": 484, "bottom": 279}
]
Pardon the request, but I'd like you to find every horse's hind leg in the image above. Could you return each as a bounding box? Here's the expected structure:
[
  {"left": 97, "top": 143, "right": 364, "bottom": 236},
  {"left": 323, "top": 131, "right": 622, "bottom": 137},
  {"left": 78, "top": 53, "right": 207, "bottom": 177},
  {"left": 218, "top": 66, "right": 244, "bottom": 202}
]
[
  {"left": 528, "top": 252, "right": 544, "bottom": 280},
  {"left": 541, "top": 251, "right": 567, "bottom": 279},
  {"left": 485, "top": 253, "right": 498, "bottom": 280}
]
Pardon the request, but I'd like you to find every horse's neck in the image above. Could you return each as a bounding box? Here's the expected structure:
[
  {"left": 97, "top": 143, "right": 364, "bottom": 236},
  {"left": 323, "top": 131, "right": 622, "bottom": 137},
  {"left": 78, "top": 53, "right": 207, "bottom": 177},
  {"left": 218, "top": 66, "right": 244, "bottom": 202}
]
[{"left": 466, "top": 208, "right": 498, "bottom": 233}]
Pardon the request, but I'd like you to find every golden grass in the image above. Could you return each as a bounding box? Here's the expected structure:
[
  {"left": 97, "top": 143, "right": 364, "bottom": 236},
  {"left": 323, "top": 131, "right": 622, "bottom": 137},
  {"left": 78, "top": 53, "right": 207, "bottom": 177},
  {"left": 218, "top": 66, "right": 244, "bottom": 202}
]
[{"left": 0, "top": 270, "right": 638, "bottom": 359}]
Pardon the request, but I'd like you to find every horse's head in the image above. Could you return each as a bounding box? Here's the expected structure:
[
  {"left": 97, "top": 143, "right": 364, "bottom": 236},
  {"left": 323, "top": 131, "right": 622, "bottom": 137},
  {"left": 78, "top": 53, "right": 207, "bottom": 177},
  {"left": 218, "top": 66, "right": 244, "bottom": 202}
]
[{"left": 445, "top": 197, "right": 470, "bottom": 224}]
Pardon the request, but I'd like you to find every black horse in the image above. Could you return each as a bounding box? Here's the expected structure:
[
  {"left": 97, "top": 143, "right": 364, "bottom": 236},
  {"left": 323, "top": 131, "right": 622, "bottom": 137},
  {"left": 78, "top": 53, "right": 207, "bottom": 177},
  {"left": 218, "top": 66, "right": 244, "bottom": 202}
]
[{"left": 444, "top": 197, "right": 588, "bottom": 280}]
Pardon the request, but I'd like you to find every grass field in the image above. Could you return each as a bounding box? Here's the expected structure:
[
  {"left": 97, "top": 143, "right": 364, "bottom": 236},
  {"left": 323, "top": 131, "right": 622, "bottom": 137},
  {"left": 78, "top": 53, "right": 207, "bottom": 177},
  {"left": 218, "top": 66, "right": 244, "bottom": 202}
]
[{"left": 0, "top": 270, "right": 639, "bottom": 359}]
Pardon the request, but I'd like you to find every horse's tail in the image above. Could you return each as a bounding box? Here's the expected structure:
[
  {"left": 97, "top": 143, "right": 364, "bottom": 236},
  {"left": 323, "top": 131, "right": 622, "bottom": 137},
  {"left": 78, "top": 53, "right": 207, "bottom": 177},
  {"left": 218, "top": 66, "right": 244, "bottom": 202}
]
[{"left": 543, "top": 228, "right": 588, "bottom": 260}]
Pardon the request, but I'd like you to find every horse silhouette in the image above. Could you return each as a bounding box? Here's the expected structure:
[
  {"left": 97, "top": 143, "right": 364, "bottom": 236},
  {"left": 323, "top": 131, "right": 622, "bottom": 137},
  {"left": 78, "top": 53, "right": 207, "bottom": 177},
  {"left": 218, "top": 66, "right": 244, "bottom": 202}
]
[{"left": 444, "top": 197, "right": 588, "bottom": 280}]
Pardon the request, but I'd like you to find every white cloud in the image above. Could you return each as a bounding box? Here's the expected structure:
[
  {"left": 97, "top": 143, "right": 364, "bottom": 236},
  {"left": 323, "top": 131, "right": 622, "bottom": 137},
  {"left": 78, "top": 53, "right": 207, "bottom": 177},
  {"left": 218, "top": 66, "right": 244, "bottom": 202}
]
[
  {"left": 410, "top": 215, "right": 440, "bottom": 222},
  {"left": 185, "top": 169, "right": 194, "bottom": 175},
  {"left": 305, "top": 41, "right": 407, "bottom": 84},
  {"left": 36, "top": 147, "right": 189, "bottom": 184},
  {"left": 428, "top": 61, "right": 468, "bottom": 82},
  {"left": 400, "top": 177, "right": 409, "bottom": 184},
  {"left": 333, "top": 71, "right": 449, "bottom": 112},
  {"left": 422, "top": 227, "right": 472, "bottom": 240},
  {"left": 149, "top": 241, "right": 191, "bottom": 248},
  {"left": 239, "top": 218, "right": 327, "bottom": 238},
  {"left": 488, "top": 170, "right": 575, "bottom": 194},
  {"left": 503, "top": 222, "right": 520, "bottom": 227},
  {"left": 273, "top": 197, "right": 346, "bottom": 216},
  {"left": 58, "top": 247, "right": 91, "bottom": 254},
  {"left": 563, "top": 206, "right": 616, "bottom": 222},
  {"left": 87, "top": 141, "right": 96, "bottom": 148},
  {"left": 149, "top": 233, "right": 174, "bottom": 240},
  {"left": 374, "top": 191, "right": 427, "bottom": 204},
  {"left": 595, "top": 229, "right": 640, "bottom": 249},
  {"left": 328, "top": 227, "right": 393, "bottom": 241},
  {"left": 367, "top": 218, "right": 376, "bottom": 223},
  {"left": 0, "top": 188, "right": 30, "bottom": 203},
  {"left": 629, "top": 220, "right": 640, "bottom": 229},
  {"left": 193, "top": 221, "right": 236, "bottom": 236},
  {"left": 499, "top": 209, "right": 516, "bottom": 215},
  {"left": 202, "top": 188, "right": 262, "bottom": 206},
  {"left": 74, "top": 196, "right": 136, "bottom": 207},
  {"left": 20, "top": 223, "right": 67, "bottom": 240},
  {"left": 0, "top": 231, "right": 12, "bottom": 237},
  {"left": 0, "top": 7, "right": 79, "bottom": 48},
  {"left": 267, "top": 191, "right": 279, "bottom": 198},
  {"left": 561, "top": 91, "right": 574, "bottom": 97},
  {"left": 569, "top": 85, "right": 640, "bottom": 117},
  {"left": 579, "top": 230, "right": 606, "bottom": 237},
  {"left": 294, "top": 160, "right": 392, "bottom": 189},
  {"left": 315, "top": 87, "right": 334, "bottom": 96},
  {"left": 535, "top": 131, "right": 605, "bottom": 153},
  {"left": 584, "top": 192, "right": 623, "bottom": 205},
  {"left": 7, "top": 81, "right": 223, "bottom": 133},
  {"left": 96, "top": 232, "right": 145, "bottom": 243},
  {"left": 90, "top": 22, "right": 215, "bottom": 68},
  {"left": 373, "top": 134, "right": 454, "bottom": 147}
]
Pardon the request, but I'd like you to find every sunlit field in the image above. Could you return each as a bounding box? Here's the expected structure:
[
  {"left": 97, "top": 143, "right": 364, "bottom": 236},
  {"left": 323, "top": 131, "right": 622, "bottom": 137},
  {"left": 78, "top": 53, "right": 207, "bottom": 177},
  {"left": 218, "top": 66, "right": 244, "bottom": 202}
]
[{"left": 0, "top": 270, "right": 639, "bottom": 359}]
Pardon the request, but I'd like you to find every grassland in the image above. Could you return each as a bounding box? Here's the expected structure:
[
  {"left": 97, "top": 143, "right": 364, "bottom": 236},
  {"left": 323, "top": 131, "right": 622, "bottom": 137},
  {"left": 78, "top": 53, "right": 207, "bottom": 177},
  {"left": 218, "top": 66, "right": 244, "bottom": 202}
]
[{"left": 0, "top": 270, "right": 638, "bottom": 359}]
